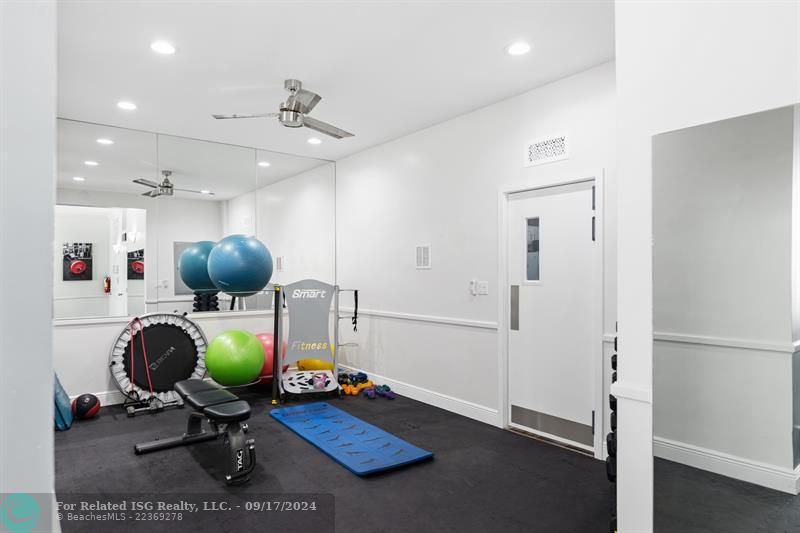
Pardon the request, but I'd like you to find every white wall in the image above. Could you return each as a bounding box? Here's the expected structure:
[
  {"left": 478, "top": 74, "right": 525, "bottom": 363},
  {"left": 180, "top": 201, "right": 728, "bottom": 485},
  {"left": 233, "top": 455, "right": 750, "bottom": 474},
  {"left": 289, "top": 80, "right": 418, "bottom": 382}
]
[
  {"left": 653, "top": 107, "right": 796, "bottom": 478},
  {"left": 654, "top": 108, "right": 795, "bottom": 346},
  {"left": 0, "top": 0, "right": 56, "bottom": 499},
  {"left": 223, "top": 190, "right": 256, "bottom": 236},
  {"left": 255, "top": 164, "right": 336, "bottom": 285},
  {"left": 614, "top": 1, "right": 800, "bottom": 529},
  {"left": 335, "top": 62, "right": 617, "bottom": 427}
]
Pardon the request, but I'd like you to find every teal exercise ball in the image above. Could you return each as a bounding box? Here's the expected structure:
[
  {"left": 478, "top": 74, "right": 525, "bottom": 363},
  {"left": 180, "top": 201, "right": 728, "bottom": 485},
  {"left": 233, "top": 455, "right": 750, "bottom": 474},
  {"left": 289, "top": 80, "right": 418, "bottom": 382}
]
[
  {"left": 178, "top": 241, "right": 218, "bottom": 294},
  {"left": 206, "top": 330, "right": 265, "bottom": 386},
  {"left": 208, "top": 234, "right": 273, "bottom": 297}
]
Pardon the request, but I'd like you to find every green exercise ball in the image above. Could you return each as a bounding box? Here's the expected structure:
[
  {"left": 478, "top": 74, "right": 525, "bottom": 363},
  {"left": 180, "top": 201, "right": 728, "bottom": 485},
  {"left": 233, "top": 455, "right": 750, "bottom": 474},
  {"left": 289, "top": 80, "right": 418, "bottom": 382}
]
[{"left": 205, "top": 330, "right": 265, "bottom": 386}]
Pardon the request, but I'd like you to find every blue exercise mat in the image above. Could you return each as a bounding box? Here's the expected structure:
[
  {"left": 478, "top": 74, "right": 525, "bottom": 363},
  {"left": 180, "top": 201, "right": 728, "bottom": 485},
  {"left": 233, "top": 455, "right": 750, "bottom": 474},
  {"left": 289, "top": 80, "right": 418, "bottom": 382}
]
[{"left": 270, "top": 402, "right": 433, "bottom": 476}]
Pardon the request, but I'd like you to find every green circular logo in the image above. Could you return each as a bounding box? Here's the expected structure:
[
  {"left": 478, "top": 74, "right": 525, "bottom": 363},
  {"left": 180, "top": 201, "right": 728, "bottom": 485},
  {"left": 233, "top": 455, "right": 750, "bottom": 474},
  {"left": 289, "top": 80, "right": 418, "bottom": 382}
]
[{"left": 0, "top": 494, "right": 40, "bottom": 533}]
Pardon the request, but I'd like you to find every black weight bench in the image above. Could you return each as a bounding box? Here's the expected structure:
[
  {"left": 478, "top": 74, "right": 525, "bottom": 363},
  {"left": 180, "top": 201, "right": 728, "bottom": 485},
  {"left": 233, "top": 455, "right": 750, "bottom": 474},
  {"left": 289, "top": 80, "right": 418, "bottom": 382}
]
[{"left": 134, "top": 379, "right": 256, "bottom": 485}]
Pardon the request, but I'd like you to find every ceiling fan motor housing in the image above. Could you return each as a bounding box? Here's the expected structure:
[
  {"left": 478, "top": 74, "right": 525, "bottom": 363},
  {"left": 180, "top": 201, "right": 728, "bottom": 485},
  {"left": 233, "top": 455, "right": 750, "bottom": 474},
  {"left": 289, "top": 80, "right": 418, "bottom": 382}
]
[
  {"left": 160, "top": 176, "right": 174, "bottom": 196},
  {"left": 279, "top": 108, "right": 304, "bottom": 128}
]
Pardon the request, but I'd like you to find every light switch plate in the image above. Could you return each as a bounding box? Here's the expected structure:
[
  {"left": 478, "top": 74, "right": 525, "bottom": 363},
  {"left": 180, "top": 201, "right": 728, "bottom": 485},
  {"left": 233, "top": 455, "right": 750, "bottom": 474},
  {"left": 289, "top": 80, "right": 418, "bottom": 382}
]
[{"left": 476, "top": 281, "right": 489, "bottom": 295}]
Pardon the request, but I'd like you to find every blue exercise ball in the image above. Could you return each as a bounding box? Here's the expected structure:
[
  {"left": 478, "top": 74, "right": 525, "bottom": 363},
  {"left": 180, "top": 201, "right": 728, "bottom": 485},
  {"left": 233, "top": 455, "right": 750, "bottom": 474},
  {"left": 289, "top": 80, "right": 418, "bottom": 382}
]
[
  {"left": 208, "top": 234, "right": 273, "bottom": 297},
  {"left": 178, "top": 241, "right": 218, "bottom": 294}
]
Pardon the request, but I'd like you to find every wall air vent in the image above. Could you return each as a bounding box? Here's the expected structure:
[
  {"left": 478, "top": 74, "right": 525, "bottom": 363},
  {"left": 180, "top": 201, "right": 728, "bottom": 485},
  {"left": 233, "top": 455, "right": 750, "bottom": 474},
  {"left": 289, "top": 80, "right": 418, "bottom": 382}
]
[
  {"left": 415, "top": 245, "right": 431, "bottom": 270},
  {"left": 525, "top": 134, "right": 569, "bottom": 167}
]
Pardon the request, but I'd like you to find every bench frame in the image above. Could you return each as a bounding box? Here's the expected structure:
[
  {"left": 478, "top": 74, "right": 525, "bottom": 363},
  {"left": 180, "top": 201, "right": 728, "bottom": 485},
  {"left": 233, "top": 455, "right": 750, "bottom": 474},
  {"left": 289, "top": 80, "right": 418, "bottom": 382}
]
[{"left": 134, "top": 387, "right": 256, "bottom": 485}]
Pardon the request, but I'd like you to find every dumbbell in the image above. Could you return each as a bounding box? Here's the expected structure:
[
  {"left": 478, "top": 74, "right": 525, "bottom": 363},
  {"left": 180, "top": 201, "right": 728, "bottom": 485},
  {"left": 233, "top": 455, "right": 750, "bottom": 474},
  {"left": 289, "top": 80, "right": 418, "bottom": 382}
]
[{"left": 606, "top": 455, "right": 616, "bottom": 483}]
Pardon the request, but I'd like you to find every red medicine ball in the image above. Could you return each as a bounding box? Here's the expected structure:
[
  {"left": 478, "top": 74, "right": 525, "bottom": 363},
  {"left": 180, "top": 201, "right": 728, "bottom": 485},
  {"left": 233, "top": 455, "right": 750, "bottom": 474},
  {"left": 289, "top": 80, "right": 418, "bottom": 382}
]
[
  {"left": 69, "top": 260, "right": 87, "bottom": 275},
  {"left": 71, "top": 394, "right": 101, "bottom": 420}
]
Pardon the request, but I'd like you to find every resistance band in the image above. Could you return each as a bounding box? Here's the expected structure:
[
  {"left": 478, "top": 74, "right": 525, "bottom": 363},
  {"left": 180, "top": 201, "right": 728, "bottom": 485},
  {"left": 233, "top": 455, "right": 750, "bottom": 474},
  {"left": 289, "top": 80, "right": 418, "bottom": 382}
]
[{"left": 128, "top": 317, "right": 155, "bottom": 398}]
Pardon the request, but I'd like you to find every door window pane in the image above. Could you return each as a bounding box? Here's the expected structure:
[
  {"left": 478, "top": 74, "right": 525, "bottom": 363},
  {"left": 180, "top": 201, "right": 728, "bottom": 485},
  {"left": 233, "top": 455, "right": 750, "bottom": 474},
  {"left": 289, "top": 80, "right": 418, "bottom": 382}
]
[{"left": 526, "top": 217, "right": 540, "bottom": 281}]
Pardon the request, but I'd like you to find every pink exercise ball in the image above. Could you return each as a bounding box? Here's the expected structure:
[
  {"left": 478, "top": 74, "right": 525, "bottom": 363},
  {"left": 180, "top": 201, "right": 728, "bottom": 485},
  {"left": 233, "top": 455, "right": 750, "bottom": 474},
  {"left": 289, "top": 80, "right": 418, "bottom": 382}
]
[{"left": 256, "top": 332, "right": 288, "bottom": 384}]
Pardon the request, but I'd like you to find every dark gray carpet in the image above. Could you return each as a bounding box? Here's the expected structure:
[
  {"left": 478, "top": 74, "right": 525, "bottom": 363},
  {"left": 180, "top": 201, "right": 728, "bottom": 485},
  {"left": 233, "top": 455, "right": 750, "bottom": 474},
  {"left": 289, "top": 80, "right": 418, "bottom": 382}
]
[
  {"left": 55, "top": 391, "right": 611, "bottom": 532},
  {"left": 655, "top": 457, "right": 800, "bottom": 532}
]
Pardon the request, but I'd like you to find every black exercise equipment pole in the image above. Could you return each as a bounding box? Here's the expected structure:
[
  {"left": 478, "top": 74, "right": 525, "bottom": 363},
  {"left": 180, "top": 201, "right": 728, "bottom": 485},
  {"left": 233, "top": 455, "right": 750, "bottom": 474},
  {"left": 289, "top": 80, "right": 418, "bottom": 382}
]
[
  {"left": 271, "top": 286, "right": 282, "bottom": 405},
  {"left": 352, "top": 290, "right": 359, "bottom": 332}
]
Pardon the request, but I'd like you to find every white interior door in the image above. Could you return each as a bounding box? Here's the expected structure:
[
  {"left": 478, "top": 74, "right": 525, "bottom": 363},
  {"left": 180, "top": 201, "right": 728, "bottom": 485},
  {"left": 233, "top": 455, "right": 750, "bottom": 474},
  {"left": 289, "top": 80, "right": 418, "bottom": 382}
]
[{"left": 507, "top": 180, "right": 600, "bottom": 452}]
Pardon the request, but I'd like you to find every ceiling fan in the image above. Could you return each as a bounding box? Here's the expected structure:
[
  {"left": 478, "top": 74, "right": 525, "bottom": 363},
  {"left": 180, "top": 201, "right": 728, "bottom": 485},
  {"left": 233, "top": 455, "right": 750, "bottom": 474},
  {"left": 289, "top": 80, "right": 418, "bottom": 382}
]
[
  {"left": 133, "top": 170, "right": 213, "bottom": 198},
  {"left": 212, "top": 79, "right": 354, "bottom": 139}
]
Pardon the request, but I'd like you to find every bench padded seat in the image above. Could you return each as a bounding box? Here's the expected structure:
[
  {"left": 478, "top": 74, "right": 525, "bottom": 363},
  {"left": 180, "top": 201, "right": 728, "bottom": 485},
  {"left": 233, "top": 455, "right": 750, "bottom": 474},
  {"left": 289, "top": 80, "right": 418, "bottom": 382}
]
[
  {"left": 203, "top": 401, "right": 251, "bottom": 423},
  {"left": 175, "top": 379, "right": 218, "bottom": 397},
  {"left": 184, "top": 389, "right": 238, "bottom": 410},
  {"left": 174, "top": 379, "right": 250, "bottom": 423}
]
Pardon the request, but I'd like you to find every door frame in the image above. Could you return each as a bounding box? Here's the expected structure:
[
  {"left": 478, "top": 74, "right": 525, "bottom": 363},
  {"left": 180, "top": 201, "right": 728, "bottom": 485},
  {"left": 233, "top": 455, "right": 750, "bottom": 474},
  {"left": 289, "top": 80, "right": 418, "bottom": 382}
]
[{"left": 496, "top": 169, "right": 605, "bottom": 459}]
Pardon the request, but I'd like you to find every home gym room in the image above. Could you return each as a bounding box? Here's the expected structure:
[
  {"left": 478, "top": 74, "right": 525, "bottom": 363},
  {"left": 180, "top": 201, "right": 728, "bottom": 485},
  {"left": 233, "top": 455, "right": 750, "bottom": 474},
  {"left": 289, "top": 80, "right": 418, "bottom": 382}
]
[{"left": 1, "top": 1, "right": 799, "bottom": 533}]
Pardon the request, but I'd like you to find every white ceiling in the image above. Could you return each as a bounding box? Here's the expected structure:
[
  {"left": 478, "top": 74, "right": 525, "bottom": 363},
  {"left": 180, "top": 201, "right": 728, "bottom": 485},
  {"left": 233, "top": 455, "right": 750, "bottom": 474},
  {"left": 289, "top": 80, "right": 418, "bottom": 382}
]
[
  {"left": 58, "top": 1, "right": 615, "bottom": 162},
  {"left": 57, "top": 119, "right": 328, "bottom": 199}
]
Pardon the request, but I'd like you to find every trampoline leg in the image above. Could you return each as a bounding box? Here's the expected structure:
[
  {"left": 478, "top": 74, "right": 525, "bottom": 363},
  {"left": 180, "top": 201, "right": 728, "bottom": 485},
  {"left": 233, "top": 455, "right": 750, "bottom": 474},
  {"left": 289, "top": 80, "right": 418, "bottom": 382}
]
[{"left": 224, "top": 423, "right": 256, "bottom": 485}]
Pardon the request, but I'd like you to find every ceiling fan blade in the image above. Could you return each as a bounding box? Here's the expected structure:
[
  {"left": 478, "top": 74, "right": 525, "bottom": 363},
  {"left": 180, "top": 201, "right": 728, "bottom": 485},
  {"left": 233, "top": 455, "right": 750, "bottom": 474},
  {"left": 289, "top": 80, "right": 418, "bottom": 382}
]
[
  {"left": 211, "top": 112, "right": 278, "bottom": 120},
  {"left": 141, "top": 190, "right": 159, "bottom": 197},
  {"left": 302, "top": 115, "right": 354, "bottom": 139},
  {"left": 174, "top": 188, "right": 215, "bottom": 195},
  {"left": 292, "top": 89, "right": 321, "bottom": 114},
  {"left": 132, "top": 178, "right": 159, "bottom": 188}
]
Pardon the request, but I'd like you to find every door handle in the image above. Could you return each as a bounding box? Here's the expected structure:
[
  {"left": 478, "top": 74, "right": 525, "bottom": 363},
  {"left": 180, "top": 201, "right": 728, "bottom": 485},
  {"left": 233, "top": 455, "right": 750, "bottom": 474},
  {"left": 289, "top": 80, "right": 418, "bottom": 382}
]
[{"left": 510, "top": 285, "right": 519, "bottom": 331}]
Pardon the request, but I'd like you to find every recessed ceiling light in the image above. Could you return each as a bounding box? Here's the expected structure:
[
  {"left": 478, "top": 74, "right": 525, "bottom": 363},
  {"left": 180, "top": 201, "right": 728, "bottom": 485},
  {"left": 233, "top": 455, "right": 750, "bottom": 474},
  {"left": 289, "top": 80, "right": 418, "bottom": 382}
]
[
  {"left": 507, "top": 41, "right": 531, "bottom": 56},
  {"left": 84, "top": 160, "right": 99, "bottom": 166},
  {"left": 117, "top": 100, "right": 137, "bottom": 111},
  {"left": 150, "top": 40, "right": 176, "bottom": 55},
  {"left": 257, "top": 161, "right": 271, "bottom": 168},
  {"left": 96, "top": 138, "right": 114, "bottom": 145},
  {"left": 72, "top": 176, "right": 85, "bottom": 182},
  {"left": 307, "top": 137, "right": 322, "bottom": 145},
  {"left": 200, "top": 190, "right": 211, "bottom": 195}
]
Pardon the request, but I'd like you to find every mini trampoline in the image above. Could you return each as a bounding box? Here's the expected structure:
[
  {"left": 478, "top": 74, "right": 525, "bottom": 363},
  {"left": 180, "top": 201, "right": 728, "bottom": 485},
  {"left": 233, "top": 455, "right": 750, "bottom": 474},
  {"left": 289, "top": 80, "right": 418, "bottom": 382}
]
[{"left": 109, "top": 313, "right": 208, "bottom": 416}]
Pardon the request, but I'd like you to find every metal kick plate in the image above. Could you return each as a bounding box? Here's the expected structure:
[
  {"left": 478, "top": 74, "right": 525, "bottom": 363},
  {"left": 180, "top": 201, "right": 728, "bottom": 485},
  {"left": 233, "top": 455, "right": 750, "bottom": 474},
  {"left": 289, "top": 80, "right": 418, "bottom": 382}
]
[{"left": 511, "top": 405, "right": 594, "bottom": 447}]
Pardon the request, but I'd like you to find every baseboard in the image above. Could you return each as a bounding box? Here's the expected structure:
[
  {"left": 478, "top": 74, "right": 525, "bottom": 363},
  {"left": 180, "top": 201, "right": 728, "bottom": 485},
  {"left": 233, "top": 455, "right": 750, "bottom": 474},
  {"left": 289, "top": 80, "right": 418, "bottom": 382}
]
[
  {"left": 654, "top": 436, "right": 800, "bottom": 494},
  {"left": 75, "top": 389, "right": 127, "bottom": 406},
  {"left": 339, "top": 364, "right": 501, "bottom": 427}
]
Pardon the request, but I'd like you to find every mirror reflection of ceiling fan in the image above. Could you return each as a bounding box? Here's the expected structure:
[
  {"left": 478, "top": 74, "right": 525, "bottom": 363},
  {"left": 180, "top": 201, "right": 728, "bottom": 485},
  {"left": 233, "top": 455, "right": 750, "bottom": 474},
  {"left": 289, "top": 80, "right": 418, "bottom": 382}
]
[
  {"left": 133, "top": 170, "right": 213, "bottom": 198},
  {"left": 212, "top": 79, "right": 354, "bottom": 139}
]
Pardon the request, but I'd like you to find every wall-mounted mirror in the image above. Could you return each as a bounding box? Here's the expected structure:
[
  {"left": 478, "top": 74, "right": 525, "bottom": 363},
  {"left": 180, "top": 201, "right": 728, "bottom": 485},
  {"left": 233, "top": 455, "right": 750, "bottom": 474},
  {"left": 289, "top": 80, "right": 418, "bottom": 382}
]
[
  {"left": 56, "top": 120, "right": 159, "bottom": 319},
  {"left": 653, "top": 105, "right": 799, "bottom": 531},
  {"left": 155, "top": 134, "right": 258, "bottom": 314},
  {"left": 55, "top": 118, "right": 335, "bottom": 320}
]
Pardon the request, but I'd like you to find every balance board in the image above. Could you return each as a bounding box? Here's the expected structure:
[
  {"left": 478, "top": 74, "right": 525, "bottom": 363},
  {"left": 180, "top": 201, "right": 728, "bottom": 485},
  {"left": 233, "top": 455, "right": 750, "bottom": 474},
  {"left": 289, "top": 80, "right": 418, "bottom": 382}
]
[{"left": 270, "top": 402, "right": 433, "bottom": 475}]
